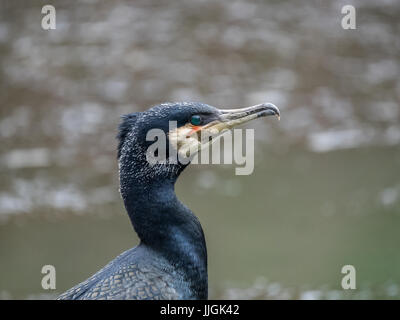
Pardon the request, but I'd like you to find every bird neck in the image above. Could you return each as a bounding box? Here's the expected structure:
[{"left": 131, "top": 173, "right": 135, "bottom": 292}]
[{"left": 119, "top": 160, "right": 208, "bottom": 298}]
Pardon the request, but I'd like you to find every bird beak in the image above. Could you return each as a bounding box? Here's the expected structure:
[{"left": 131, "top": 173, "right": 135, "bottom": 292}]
[
  {"left": 210, "top": 103, "right": 280, "bottom": 132},
  {"left": 169, "top": 103, "right": 280, "bottom": 159}
]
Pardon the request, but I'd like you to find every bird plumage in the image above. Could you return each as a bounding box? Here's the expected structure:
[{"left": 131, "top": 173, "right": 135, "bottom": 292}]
[
  {"left": 57, "top": 245, "right": 189, "bottom": 300},
  {"left": 58, "top": 103, "right": 212, "bottom": 300},
  {"left": 58, "top": 101, "right": 279, "bottom": 300}
]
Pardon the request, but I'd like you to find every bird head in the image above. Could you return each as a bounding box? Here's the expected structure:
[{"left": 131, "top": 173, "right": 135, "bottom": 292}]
[{"left": 117, "top": 102, "right": 279, "bottom": 184}]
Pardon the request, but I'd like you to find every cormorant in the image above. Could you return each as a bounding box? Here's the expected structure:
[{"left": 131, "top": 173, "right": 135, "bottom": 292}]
[{"left": 57, "top": 102, "right": 280, "bottom": 300}]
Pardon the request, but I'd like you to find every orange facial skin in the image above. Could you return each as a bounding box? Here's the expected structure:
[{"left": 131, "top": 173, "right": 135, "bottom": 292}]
[{"left": 188, "top": 125, "right": 202, "bottom": 135}]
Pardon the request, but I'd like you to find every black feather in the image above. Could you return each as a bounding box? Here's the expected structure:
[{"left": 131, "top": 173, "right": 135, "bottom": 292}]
[
  {"left": 60, "top": 103, "right": 217, "bottom": 300},
  {"left": 117, "top": 113, "right": 138, "bottom": 159}
]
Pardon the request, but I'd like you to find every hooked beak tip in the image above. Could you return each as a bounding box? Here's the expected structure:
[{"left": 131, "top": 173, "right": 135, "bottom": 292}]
[
  {"left": 215, "top": 102, "right": 281, "bottom": 129},
  {"left": 257, "top": 103, "right": 280, "bottom": 120}
]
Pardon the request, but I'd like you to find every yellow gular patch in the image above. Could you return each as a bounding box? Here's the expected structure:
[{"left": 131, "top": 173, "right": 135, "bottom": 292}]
[{"left": 168, "top": 124, "right": 202, "bottom": 158}]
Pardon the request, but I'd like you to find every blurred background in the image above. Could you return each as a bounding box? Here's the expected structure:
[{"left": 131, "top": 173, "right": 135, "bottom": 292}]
[{"left": 0, "top": 0, "right": 399, "bottom": 299}]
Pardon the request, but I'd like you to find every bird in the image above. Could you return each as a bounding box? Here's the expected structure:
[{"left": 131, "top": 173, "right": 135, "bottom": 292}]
[{"left": 57, "top": 101, "right": 280, "bottom": 300}]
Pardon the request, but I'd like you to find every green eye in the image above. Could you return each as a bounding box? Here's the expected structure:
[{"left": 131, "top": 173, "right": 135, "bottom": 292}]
[{"left": 190, "top": 115, "right": 202, "bottom": 126}]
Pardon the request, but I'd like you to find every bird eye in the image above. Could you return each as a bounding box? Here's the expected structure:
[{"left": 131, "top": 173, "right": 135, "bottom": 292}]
[{"left": 190, "top": 115, "right": 202, "bottom": 126}]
